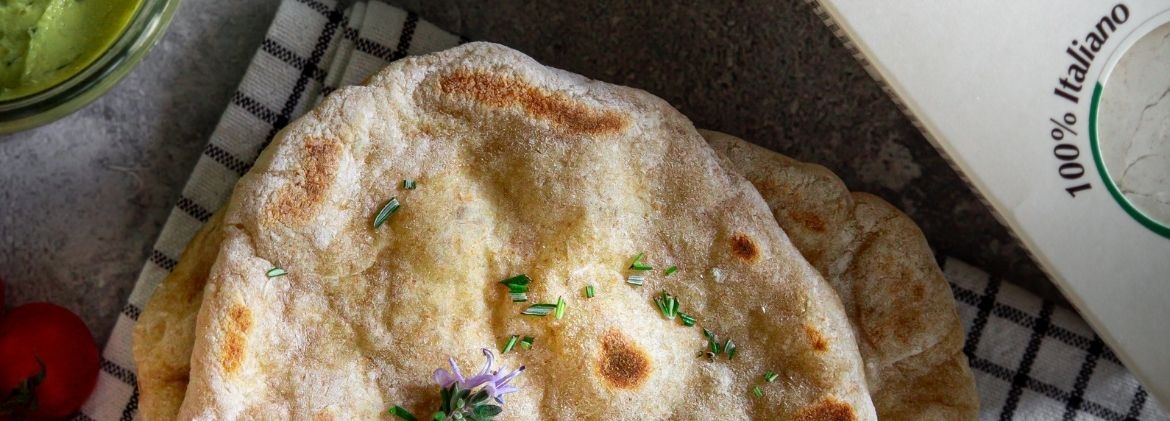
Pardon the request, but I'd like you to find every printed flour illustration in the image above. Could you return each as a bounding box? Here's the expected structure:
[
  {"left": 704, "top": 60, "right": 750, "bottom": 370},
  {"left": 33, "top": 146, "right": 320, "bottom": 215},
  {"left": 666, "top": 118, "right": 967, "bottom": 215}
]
[{"left": 1095, "top": 21, "right": 1170, "bottom": 231}]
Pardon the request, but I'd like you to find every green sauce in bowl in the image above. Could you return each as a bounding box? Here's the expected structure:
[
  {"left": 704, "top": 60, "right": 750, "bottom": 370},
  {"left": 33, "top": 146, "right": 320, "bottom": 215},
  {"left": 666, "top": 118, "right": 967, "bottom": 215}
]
[{"left": 1, "top": 0, "right": 143, "bottom": 101}]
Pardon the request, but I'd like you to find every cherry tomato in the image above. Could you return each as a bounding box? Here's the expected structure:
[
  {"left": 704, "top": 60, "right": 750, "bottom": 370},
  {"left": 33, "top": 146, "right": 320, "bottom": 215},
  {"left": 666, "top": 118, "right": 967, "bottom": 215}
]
[{"left": 0, "top": 303, "right": 99, "bottom": 420}]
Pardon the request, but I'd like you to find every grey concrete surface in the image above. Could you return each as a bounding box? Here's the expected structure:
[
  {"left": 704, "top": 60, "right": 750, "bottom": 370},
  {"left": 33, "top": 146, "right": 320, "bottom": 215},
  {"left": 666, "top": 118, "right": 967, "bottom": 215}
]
[
  {"left": 0, "top": 0, "right": 284, "bottom": 345},
  {"left": 0, "top": 0, "right": 1056, "bottom": 348}
]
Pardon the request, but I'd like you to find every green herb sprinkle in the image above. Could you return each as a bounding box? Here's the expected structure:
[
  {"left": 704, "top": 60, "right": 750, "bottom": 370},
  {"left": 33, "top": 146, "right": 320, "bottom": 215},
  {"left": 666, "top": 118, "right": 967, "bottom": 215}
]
[
  {"left": 373, "top": 197, "right": 401, "bottom": 229},
  {"left": 502, "top": 335, "right": 519, "bottom": 353}
]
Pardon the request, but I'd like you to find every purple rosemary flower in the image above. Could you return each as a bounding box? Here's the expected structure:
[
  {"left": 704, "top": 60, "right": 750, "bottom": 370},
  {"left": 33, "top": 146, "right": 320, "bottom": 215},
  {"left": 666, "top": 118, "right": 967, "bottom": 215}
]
[{"left": 432, "top": 348, "right": 525, "bottom": 403}]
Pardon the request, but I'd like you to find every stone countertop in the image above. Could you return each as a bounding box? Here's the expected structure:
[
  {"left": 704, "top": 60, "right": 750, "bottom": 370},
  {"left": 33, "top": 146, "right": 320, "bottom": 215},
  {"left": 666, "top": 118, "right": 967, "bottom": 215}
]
[{"left": 0, "top": 0, "right": 1056, "bottom": 347}]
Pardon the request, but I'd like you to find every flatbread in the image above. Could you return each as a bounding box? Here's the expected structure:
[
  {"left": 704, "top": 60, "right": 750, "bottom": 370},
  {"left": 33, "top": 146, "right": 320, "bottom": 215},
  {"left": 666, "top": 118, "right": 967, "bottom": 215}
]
[
  {"left": 704, "top": 130, "right": 978, "bottom": 419},
  {"left": 134, "top": 211, "right": 225, "bottom": 421},
  {"left": 135, "top": 42, "right": 875, "bottom": 420}
]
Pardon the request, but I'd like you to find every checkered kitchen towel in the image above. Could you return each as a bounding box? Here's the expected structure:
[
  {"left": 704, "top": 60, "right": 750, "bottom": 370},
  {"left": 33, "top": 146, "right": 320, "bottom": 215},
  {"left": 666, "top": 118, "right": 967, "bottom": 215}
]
[{"left": 78, "top": 0, "right": 1168, "bottom": 419}]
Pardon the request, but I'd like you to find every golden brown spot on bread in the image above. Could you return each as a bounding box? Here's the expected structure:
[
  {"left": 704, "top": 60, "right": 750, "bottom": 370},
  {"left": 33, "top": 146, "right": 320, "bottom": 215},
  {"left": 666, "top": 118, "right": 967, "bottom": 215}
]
[
  {"left": 220, "top": 305, "right": 253, "bottom": 374},
  {"left": 229, "top": 305, "right": 253, "bottom": 331},
  {"left": 912, "top": 283, "right": 926, "bottom": 301},
  {"left": 730, "top": 234, "right": 759, "bottom": 262},
  {"left": 314, "top": 412, "right": 335, "bottom": 421},
  {"left": 788, "top": 210, "right": 827, "bottom": 232},
  {"left": 596, "top": 330, "right": 651, "bottom": 389},
  {"left": 439, "top": 70, "right": 628, "bottom": 135},
  {"left": 751, "top": 178, "right": 781, "bottom": 198},
  {"left": 183, "top": 277, "right": 208, "bottom": 302},
  {"left": 273, "top": 137, "right": 341, "bottom": 224},
  {"left": 805, "top": 324, "right": 829, "bottom": 352},
  {"left": 858, "top": 275, "right": 926, "bottom": 345},
  {"left": 795, "top": 398, "right": 856, "bottom": 421}
]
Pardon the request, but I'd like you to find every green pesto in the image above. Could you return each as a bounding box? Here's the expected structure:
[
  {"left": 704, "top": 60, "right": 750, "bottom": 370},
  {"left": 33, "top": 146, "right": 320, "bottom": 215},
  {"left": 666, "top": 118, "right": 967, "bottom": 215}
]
[{"left": 1, "top": 0, "right": 142, "bottom": 100}]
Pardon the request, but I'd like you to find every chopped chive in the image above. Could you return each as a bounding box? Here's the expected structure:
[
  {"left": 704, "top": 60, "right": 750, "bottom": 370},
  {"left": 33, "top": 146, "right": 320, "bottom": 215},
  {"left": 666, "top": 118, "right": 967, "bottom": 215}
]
[
  {"left": 521, "top": 303, "right": 557, "bottom": 316},
  {"left": 502, "top": 335, "right": 519, "bottom": 353},
  {"left": 373, "top": 197, "right": 401, "bottom": 229},
  {"left": 265, "top": 267, "right": 287, "bottom": 278},
  {"left": 501, "top": 274, "right": 531, "bottom": 302},
  {"left": 654, "top": 292, "right": 677, "bottom": 319},
  {"left": 704, "top": 329, "right": 721, "bottom": 354},
  {"left": 499, "top": 274, "right": 531, "bottom": 293},
  {"left": 725, "top": 339, "right": 737, "bottom": 360},
  {"left": 631, "top": 262, "right": 654, "bottom": 270},
  {"left": 555, "top": 296, "right": 566, "bottom": 320},
  {"left": 764, "top": 371, "right": 779, "bottom": 383},
  {"left": 752, "top": 386, "right": 763, "bottom": 398},
  {"left": 629, "top": 252, "right": 653, "bottom": 271},
  {"left": 520, "top": 336, "right": 535, "bottom": 349},
  {"left": 679, "top": 312, "right": 696, "bottom": 327},
  {"left": 664, "top": 265, "right": 678, "bottom": 276},
  {"left": 388, "top": 405, "right": 418, "bottom": 421},
  {"left": 626, "top": 275, "right": 645, "bottom": 286},
  {"left": 585, "top": 285, "right": 595, "bottom": 298},
  {"left": 403, "top": 179, "right": 417, "bottom": 190}
]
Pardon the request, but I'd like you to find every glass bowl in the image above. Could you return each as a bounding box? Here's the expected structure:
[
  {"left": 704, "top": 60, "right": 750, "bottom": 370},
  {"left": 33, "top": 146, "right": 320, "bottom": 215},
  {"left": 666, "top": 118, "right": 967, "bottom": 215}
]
[{"left": 0, "top": 0, "right": 181, "bottom": 134}]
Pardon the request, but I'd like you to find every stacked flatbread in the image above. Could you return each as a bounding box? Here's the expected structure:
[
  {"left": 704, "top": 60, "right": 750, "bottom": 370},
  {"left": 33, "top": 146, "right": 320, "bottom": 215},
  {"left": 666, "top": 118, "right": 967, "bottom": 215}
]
[
  {"left": 706, "top": 131, "right": 978, "bottom": 419},
  {"left": 133, "top": 42, "right": 976, "bottom": 420}
]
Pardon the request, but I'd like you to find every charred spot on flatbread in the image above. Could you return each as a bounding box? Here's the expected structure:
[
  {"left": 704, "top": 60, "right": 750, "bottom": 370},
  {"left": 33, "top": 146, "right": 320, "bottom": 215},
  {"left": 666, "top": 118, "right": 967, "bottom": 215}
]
[
  {"left": 219, "top": 304, "right": 253, "bottom": 374},
  {"left": 805, "top": 324, "right": 830, "bottom": 352},
  {"left": 438, "top": 70, "right": 629, "bottom": 135},
  {"left": 795, "top": 397, "right": 856, "bottom": 421},
  {"left": 730, "top": 233, "right": 760, "bottom": 262},
  {"left": 596, "top": 330, "right": 651, "bottom": 389},
  {"left": 271, "top": 136, "right": 342, "bottom": 224},
  {"left": 788, "top": 210, "right": 828, "bottom": 233}
]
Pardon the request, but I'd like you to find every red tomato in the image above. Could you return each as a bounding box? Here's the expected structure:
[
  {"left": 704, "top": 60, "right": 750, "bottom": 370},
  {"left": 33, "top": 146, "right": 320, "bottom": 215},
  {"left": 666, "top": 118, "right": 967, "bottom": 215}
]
[{"left": 0, "top": 303, "right": 99, "bottom": 420}]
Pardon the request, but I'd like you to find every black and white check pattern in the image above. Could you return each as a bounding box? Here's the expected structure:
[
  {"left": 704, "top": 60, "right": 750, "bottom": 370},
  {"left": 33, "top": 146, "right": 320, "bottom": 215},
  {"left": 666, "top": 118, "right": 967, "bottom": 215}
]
[
  {"left": 944, "top": 259, "right": 1165, "bottom": 420},
  {"left": 78, "top": 1, "right": 1167, "bottom": 419}
]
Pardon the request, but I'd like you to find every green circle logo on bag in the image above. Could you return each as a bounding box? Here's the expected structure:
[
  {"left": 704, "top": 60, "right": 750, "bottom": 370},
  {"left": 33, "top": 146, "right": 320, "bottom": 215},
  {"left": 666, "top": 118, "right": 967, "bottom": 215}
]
[{"left": 1091, "top": 16, "right": 1170, "bottom": 239}]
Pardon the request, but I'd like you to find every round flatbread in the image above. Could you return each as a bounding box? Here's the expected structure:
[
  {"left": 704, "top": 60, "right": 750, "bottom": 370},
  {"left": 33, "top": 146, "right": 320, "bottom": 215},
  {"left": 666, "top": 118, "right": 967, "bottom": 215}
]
[
  {"left": 705, "top": 130, "right": 979, "bottom": 420},
  {"left": 135, "top": 42, "right": 874, "bottom": 420},
  {"left": 134, "top": 210, "right": 225, "bottom": 421}
]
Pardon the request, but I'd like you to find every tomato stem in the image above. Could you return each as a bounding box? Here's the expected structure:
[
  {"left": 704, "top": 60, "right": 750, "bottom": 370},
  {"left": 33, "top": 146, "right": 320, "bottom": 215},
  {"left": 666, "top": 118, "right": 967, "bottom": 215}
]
[{"left": 0, "top": 356, "right": 46, "bottom": 415}]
